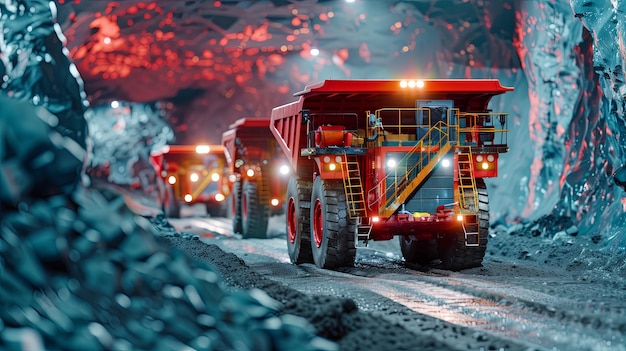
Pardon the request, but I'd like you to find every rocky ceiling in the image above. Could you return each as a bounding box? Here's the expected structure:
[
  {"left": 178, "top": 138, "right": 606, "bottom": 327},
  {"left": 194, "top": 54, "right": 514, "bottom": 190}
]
[
  {"left": 55, "top": 0, "right": 520, "bottom": 143},
  {"left": 5, "top": 0, "right": 626, "bottom": 244}
]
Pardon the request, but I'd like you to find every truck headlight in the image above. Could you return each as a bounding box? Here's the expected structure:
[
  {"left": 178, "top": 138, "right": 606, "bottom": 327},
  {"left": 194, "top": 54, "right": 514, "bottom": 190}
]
[{"left": 195, "top": 145, "right": 210, "bottom": 154}]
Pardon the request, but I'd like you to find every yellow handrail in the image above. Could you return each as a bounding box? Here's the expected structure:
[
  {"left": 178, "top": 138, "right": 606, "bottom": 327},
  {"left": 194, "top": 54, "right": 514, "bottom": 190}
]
[{"left": 364, "top": 108, "right": 509, "bottom": 216}]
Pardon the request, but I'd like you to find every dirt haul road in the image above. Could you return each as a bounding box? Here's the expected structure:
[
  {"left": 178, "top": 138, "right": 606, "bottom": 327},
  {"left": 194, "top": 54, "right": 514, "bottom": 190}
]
[{"left": 161, "top": 214, "right": 626, "bottom": 351}]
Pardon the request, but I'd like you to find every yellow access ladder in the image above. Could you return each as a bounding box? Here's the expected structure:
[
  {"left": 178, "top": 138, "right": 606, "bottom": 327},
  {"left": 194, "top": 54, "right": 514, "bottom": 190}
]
[
  {"left": 456, "top": 147, "right": 480, "bottom": 246},
  {"left": 456, "top": 147, "right": 478, "bottom": 211},
  {"left": 341, "top": 155, "right": 367, "bottom": 219}
]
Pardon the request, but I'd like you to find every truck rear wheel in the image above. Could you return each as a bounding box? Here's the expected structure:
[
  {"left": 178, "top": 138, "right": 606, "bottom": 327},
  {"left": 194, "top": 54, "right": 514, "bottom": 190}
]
[
  {"left": 399, "top": 237, "right": 439, "bottom": 265},
  {"left": 231, "top": 180, "right": 243, "bottom": 234},
  {"left": 241, "top": 179, "right": 270, "bottom": 238},
  {"left": 206, "top": 201, "right": 227, "bottom": 218},
  {"left": 310, "top": 177, "right": 356, "bottom": 269},
  {"left": 438, "top": 178, "right": 489, "bottom": 270},
  {"left": 163, "top": 184, "right": 180, "bottom": 218},
  {"left": 286, "top": 177, "right": 313, "bottom": 264}
]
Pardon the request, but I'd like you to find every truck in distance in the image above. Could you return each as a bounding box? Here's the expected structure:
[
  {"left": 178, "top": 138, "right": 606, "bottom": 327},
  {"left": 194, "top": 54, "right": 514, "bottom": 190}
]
[
  {"left": 222, "top": 118, "right": 291, "bottom": 238},
  {"left": 151, "top": 144, "right": 230, "bottom": 218}
]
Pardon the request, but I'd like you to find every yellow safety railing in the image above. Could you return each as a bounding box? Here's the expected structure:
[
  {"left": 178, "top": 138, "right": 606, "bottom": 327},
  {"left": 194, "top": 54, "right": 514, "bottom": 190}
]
[{"left": 367, "top": 120, "right": 452, "bottom": 217}]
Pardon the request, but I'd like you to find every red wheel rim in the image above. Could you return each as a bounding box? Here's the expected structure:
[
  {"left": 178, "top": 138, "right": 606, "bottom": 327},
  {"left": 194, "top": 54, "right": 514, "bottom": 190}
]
[
  {"left": 287, "top": 198, "right": 296, "bottom": 244},
  {"left": 313, "top": 198, "right": 323, "bottom": 247}
]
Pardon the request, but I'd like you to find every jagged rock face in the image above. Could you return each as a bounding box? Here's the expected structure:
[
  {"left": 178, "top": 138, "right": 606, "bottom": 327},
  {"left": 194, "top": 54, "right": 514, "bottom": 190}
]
[
  {"left": 568, "top": 0, "right": 626, "bottom": 241},
  {"left": 0, "top": 0, "right": 89, "bottom": 147},
  {"left": 26, "top": 0, "right": 626, "bottom": 243}
]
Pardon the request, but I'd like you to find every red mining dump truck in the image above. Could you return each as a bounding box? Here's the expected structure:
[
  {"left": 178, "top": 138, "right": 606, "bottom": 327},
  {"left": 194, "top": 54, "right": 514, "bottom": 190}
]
[
  {"left": 150, "top": 144, "right": 230, "bottom": 218},
  {"left": 270, "top": 79, "right": 513, "bottom": 270},
  {"left": 222, "top": 118, "right": 291, "bottom": 238}
]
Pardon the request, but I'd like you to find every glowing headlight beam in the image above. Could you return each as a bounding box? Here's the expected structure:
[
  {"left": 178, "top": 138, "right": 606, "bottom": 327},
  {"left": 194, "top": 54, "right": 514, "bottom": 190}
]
[{"left": 195, "top": 145, "right": 210, "bottom": 154}]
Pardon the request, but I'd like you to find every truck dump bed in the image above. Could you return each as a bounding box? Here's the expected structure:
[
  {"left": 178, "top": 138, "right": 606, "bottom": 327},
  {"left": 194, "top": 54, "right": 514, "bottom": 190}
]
[{"left": 270, "top": 79, "right": 513, "bottom": 173}]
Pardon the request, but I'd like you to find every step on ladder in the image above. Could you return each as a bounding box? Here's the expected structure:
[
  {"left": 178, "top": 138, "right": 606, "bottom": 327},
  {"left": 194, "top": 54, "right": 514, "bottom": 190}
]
[
  {"left": 357, "top": 219, "right": 372, "bottom": 243},
  {"left": 341, "top": 155, "right": 366, "bottom": 219},
  {"left": 462, "top": 214, "right": 480, "bottom": 247},
  {"left": 457, "top": 148, "right": 478, "bottom": 211}
]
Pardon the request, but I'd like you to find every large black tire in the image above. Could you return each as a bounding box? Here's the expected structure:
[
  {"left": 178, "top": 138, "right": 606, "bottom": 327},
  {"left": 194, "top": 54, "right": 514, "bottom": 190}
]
[
  {"left": 162, "top": 184, "right": 180, "bottom": 218},
  {"left": 286, "top": 177, "right": 313, "bottom": 264},
  {"left": 206, "top": 201, "right": 227, "bottom": 218},
  {"left": 399, "top": 237, "right": 439, "bottom": 265},
  {"left": 437, "top": 178, "right": 489, "bottom": 270},
  {"left": 310, "top": 177, "right": 356, "bottom": 269},
  {"left": 241, "top": 179, "right": 270, "bottom": 238},
  {"left": 231, "top": 180, "right": 243, "bottom": 234}
]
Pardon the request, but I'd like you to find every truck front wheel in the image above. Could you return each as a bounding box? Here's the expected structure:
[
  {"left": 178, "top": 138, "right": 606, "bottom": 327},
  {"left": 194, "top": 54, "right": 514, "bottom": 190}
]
[
  {"left": 310, "top": 177, "right": 356, "bottom": 269},
  {"left": 231, "top": 180, "right": 243, "bottom": 234},
  {"left": 241, "top": 179, "right": 270, "bottom": 238},
  {"left": 438, "top": 178, "right": 489, "bottom": 270},
  {"left": 163, "top": 184, "right": 180, "bottom": 218},
  {"left": 286, "top": 177, "right": 313, "bottom": 264},
  {"left": 399, "top": 237, "right": 439, "bottom": 266},
  {"left": 206, "top": 201, "right": 227, "bottom": 218}
]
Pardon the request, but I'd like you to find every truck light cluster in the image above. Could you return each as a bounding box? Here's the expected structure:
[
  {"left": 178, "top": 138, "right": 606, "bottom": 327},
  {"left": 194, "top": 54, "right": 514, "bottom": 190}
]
[
  {"left": 195, "top": 145, "right": 211, "bottom": 154},
  {"left": 475, "top": 154, "right": 496, "bottom": 170},
  {"left": 322, "top": 155, "right": 343, "bottom": 173},
  {"left": 399, "top": 80, "right": 425, "bottom": 88}
]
